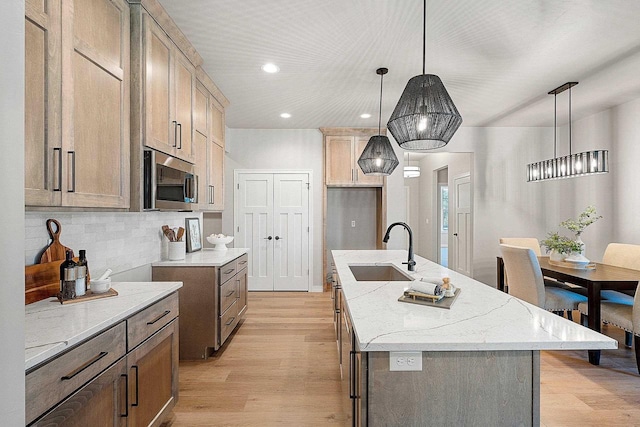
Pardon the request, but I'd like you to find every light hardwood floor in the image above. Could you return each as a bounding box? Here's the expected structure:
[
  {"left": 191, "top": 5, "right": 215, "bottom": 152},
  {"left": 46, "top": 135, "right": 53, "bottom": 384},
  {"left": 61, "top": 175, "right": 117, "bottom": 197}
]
[{"left": 165, "top": 292, "right": 640, "bottom": 427}]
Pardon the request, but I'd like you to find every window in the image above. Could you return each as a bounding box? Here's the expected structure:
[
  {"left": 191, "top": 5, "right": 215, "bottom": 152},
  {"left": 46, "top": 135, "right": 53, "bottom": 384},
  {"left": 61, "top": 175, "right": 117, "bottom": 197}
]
[{"left": 440, "top": 186, "right": 448, "bottom": 231}]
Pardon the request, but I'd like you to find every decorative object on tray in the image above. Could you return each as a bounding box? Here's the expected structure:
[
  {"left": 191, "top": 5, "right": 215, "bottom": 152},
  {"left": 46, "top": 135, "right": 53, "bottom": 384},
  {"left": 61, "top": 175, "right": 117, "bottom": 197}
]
[
  {"left": 185, "top": 218, "right": 202, "bottom": 253},
  {"left": 398, "top": 276, "right": 460, "bottom": 309},
  {"left": 206, "top": 234, "right": 234, "bottom": 251},
  {"left": 541, "top": 206, "right": 601, "bottom": 262},
  {"left": 548, "top": 257, "right": 596, "bottom": 270}
]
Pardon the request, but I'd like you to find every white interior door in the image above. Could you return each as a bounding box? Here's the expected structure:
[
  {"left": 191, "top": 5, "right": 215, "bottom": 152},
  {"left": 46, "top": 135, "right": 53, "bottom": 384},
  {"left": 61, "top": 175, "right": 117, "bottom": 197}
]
[
  {"left": 273, "top": 174, "right": 309, "bottom": 291},
  {"left": 452, "top": 174, "right": 472, "bottom": 277},
  {"left": 236, "top": 173, "right": 274, "bottom": 291},
  {"left": 236, "top": 171, "right": 311, "bottom": 291}
]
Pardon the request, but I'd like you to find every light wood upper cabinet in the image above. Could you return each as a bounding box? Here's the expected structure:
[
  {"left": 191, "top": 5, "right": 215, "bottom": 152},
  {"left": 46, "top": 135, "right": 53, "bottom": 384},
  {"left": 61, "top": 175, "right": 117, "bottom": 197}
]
[
  {"left": 194, "top": 82, "right": 208, "bottom": 135},
  {"left": 210, "top": 97, "right": 225, "bottom": 148},
  {"left": 324, "top": 133, "right": 384, "bottom": 187},
  {"left": 142, "top": 14, "right": 195, "bottom": 163},
  {"left": 208, "top": 95, "right": 225, "bottom": 210},
  {"left": 25, "top": 0, "right": 62, "bottom": 207},
  {"left": 25, "top": 0, "right": 130, "bottom": 208}
]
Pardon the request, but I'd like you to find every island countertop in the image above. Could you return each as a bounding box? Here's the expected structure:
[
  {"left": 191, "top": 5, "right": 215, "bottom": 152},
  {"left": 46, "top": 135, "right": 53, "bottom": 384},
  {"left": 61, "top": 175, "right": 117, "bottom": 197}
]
[
  {"left": 25, "top": 281, "right": 182, "bottom": 371},
  {"left": 333, "top": 250, "right": 617, "bottom": 352},
  {"left": 152, "top": 248, "right": 249, "bottom": 267}
]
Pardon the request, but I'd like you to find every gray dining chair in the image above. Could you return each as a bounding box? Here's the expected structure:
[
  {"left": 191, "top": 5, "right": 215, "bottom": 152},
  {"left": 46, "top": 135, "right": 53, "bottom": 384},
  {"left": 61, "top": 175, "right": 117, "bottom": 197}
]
[
  {"left": 500, "top": 244, "right": 587, "bottom": 317},
  {"left": 578, "top": 282, "right": 640, "bottom": 374}
]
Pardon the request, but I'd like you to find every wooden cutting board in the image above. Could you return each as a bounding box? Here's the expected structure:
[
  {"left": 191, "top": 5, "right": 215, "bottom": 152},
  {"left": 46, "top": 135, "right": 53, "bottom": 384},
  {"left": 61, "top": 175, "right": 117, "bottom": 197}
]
[
  {"left": 25, "top": 256, "right": 89, "bottom": 304},
  {"left": 39, "top": 219, "right": 74, "bottom": 263}
]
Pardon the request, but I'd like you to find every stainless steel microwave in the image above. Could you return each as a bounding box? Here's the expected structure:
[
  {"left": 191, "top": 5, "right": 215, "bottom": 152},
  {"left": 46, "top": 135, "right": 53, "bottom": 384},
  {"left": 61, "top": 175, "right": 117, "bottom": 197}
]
[{"left": 143, "top": 150, "right": 197, "bottom": 210}]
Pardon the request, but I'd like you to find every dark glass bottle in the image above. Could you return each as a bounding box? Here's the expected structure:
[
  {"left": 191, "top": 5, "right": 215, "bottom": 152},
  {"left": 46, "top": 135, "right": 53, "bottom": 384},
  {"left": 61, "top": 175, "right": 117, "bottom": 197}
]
[
  {"left": 76, "top": 250, "right": 88, "bottom": 296},
  {"left": 60, "top": 250, "right": 77, "bottom": 300}
]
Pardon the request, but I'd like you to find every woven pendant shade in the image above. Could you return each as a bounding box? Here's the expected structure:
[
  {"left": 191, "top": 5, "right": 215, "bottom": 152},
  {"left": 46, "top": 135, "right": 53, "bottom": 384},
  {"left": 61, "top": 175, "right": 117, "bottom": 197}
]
[
  {"left": 388, "top": 74, "right": 462, "bottom": 150},
  {"left": 358, "top": 135, "right": 399, "bottom": 175},
  {"left": 358, "top": 67, "right": 399, "bottom": 176}
]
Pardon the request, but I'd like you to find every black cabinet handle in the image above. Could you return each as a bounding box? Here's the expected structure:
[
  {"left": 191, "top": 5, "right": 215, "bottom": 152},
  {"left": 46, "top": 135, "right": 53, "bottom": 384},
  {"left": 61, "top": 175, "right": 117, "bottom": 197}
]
[
  {"left": 225, "top": 316, "right": 236, "bottom": 326},
  {"left": 238, "top": 260, "right": 247, "bottom": 265},
  {"left": 61, "top": 351, "right": 108, "bottom": 380},
  {"left": 177, "top": 123, "right": 182, "bottom": 149},
  {"left": 67, "top": 151, "right": 76, "bottom": 192},
  {"left": 131, "top": 365, "right": 139, "bottom": 407},
  {"left": 53, "top": 147, "right": 62, "bottom": 191},
  {"left": 225, "top": 290, "right": 235, "bottom": 298},
  {"left": 120, "top": 373, "right": 128, "bottom": 417},
  {"left": 172, "top": 120, "right": 178, "bottom": 147},
  {"left": 146, "top": 310, "right": 171, "bottom": 325}
]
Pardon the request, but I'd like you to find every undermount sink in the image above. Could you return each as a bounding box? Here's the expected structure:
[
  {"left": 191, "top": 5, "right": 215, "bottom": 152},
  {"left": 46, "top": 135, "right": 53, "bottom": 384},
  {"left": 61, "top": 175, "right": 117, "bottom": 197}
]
[{"left": 348, "top": 264, "right": 413, "bottom": 282}]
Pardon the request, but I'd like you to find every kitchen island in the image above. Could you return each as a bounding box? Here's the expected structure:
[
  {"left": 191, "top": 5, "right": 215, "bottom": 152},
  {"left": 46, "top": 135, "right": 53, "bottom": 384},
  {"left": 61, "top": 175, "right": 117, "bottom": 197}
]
[{"left": 333, "top": 250, "right": 616, "bottom": 426}]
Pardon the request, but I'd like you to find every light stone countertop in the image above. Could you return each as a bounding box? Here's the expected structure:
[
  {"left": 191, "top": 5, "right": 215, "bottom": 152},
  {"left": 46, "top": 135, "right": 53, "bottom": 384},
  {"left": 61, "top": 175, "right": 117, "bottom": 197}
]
[
  {"left": 152, "top": 248, "right": 249, "bottom": 267},
  {"left": 25, "top": 281, "right": 182, "bottom": 371},
  {"left": 333, "top": 250, "right": 618, "bottom": 352}
]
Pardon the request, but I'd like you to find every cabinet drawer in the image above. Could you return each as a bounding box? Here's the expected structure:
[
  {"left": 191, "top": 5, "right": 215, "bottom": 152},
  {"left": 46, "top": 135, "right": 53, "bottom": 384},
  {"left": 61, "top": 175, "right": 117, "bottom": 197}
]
[
  {"left": 220, "top": 276, "right": 238, "bottom": 314},
  {"left": 236, "top": 253, "right": 248, "bottom": 271},
  {"left": 128, "top": 292, "right": 179, "bottom": 351},
  {"left": 219, "top": 260, "right": 236, "bottom": 285},
  {"left": 26, "top": 322, "right": 126, "bottom": 425},
  {"left": 220, "top": 299, "right": 239, "bottom": 345}
]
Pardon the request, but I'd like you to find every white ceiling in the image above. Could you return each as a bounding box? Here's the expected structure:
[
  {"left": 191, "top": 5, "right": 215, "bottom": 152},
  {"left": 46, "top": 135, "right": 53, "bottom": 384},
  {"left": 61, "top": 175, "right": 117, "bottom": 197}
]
[{"left": 158, "top": 0, "right": 640, "bottom": 130}]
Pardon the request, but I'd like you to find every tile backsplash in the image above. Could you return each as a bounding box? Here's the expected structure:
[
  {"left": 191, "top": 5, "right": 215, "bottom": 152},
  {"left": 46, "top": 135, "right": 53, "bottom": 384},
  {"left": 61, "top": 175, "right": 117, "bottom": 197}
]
[{"left": 25, "top": 211, "right": 202, "bottom": 278}]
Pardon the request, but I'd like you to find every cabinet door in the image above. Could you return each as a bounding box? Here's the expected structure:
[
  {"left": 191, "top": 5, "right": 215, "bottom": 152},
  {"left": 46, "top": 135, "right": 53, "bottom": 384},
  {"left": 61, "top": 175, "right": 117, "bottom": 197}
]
[
  {"left": 354, "top": 136, "right": 384, "bottom": 186},
  {"left": 237, "top": 267, "right": 248, "bottom": 316},
  {"left": 62, "top": 0, "right": 130, "bottom": 208},
  {"left": 210, "top": 96, "right": 225, "bottom": 148},
  {"left": 194, "top": 130, "right": 208, "bottom": 210},
  {"left": 174, "top": 49, "right": 195, "bottom": 162},
  {"left": 325, "top": 136, "right": 354, "bottom": 185},
  {"left": 194, "top": 82, "right": 208, "bottom": 135},
  {"left": 144, "top": 14, "right": 174, "bottom": 155},
  {"left": 127, "top": 319, "right": 179, "bottom": 427},
  {"left": 25, "top": 0, "right": 62, "bottom": 206},
  {"left": 207, "top": 141, "right": 224, "bottom": 210},
  {"left": 31, "top": 357, "right": 128, "bottom": 427}
]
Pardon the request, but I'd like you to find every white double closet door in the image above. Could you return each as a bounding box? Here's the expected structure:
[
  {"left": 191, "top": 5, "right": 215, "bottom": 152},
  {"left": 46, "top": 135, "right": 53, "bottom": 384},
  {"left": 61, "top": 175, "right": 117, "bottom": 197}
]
[{"left": 235, "top": 171, "right": 311, "bottom": 291}]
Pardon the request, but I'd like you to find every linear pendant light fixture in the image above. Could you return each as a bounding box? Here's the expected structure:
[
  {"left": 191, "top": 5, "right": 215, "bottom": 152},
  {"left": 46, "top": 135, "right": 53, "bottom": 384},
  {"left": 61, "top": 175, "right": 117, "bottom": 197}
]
[
  {"left": 404, "top": 153, "right": 421, "bottom": 178},
  {"left": 358, "top": 68, "right": 399, "bottom": 176},
  {"left": 387, "top": 0, "right": 462, "bottom": 150},
  {"left": 527, "top": 82, "right": 609, "bottom": 182}
]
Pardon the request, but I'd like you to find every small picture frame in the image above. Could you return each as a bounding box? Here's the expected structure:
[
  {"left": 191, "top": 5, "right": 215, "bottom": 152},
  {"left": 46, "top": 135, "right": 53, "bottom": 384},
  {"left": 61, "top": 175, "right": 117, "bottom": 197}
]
[{"left": 185, "top": 217, "right": 202, "bottom": 252}]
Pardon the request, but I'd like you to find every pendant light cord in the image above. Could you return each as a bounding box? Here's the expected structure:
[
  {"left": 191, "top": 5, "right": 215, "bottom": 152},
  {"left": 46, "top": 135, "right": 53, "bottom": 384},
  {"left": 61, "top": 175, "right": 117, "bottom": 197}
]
[
  {"left": 422, "top": 0, "right": 426, "bottom": 75},
  {"left": 554, "top": 93, "right": 557, "bottom": 159},
  {"left": 378, "top": 72, "right": 383, "bottom": 135},
  {"left": 569, "top": 86, "right": 572, "bottom": 155}
]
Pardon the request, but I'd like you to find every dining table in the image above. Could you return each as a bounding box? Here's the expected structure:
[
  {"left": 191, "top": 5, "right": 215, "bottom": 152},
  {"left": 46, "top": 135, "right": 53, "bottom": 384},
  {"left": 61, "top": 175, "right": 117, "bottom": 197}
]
[{"left": 497, "top": 256, "right": 640, "bottom": 365}]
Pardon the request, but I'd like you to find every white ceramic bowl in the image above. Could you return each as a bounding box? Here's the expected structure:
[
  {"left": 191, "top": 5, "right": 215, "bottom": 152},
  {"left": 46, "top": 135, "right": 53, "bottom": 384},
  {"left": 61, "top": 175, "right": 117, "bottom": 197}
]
[
  {"left": 206, "top": 235, "right": 234, "bottom": 251},
  {"left": 91, "top": 278, "right": 112, "bottom": 294}
]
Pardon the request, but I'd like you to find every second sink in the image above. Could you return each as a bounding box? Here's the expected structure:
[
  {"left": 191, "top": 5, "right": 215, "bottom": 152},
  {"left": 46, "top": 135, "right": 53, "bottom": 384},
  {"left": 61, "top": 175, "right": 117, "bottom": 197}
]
[{"left": 348, "top": 264, "right": 413, "bottom": 282}]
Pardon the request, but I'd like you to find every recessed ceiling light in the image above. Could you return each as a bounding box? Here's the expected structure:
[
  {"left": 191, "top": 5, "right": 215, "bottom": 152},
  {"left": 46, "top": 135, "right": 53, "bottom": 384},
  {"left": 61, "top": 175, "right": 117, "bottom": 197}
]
[
  {"left": 360, "top": 113, "right": 371, "bottom": 119},
  {"left": 261, "top": 63, "right": 280, "bottom": 73},
  {"left": 280, "top": 113, "right": 291, "bottom": 118}
]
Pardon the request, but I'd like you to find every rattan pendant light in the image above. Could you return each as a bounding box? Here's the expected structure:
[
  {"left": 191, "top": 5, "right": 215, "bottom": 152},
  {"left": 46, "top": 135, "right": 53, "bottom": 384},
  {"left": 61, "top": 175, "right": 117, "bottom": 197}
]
[
  {"left": 358, "top": 68, "right": 399, "bottom": 175},
  {"left": 387, "top": 0, "right": 462, "bottom": 150}
]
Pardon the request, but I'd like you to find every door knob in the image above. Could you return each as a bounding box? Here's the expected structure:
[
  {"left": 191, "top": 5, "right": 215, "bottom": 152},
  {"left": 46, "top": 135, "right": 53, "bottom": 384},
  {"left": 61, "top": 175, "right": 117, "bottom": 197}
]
[
  {"left": 453, "top": 233, "right": 458, "bottom": 236},
  {"left": 264, "top": 236, "right": 273, "bottom": 240},
  {"left": 275, "top": 236, "right": 283, "bottom": 240}
]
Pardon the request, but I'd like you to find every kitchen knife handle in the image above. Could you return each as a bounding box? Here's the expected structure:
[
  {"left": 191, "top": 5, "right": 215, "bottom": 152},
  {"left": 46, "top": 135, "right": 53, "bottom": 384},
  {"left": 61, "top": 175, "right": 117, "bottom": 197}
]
[
  {"left": 67, "top": 151, "right": 76, "bottom": 192},
  {"left": 61, "top": 351, "right": 108, "bottom": 380},
  {"left": 53, "top": 148, "right": 62, "bottom": 191},
  {"left": 172, "top": 120, "right": 178, "bottom": 147}
]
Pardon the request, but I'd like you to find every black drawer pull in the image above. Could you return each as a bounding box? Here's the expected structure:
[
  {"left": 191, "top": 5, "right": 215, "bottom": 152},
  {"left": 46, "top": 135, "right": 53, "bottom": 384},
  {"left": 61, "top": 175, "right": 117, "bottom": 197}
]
[
  {"left": 225, "top": 316, "right": 236, "bottom": 326},
  {"left": 147, "top": 310, "right": 171, "bottom": 325},
  {"left": 224, "top": 269, "right": 235, "bottom": 274},
  {"left": 224, "top": 290, "right": 235, "bottom": 297},
  {"left": 120, "top": 373, "right": 128, "bottom": 417},
  {"left": 238, "top": 260, "right": 247, "bottom": 265},
  {"left": 61, "top": 351, "right": 108, "bottom": 380}
]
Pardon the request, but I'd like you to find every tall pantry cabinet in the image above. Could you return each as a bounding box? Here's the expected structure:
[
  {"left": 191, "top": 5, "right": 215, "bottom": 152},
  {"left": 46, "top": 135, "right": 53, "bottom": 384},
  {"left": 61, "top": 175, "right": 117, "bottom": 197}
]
[{"left": 25, "top": 0, "right": 130, "bottom": 208}]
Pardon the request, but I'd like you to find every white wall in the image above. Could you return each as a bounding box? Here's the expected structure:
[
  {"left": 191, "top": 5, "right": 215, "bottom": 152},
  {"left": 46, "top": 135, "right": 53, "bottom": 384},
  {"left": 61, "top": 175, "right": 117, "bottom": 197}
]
[
  {"left": 223, "top": 129, "right": 324, "bottom": 290},
  {"left": 0, "top": 1, "right": 25, "bottom": 423}
]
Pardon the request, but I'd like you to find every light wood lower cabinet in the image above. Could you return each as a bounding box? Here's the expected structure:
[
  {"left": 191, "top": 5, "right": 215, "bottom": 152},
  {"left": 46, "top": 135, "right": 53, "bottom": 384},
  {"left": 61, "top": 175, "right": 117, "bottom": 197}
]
[
  {"left": 26, "top": 293, "right": 179, "bottom": 426},
  {"left": 127, "top": 319, "right": 179, "bottom": 427}
]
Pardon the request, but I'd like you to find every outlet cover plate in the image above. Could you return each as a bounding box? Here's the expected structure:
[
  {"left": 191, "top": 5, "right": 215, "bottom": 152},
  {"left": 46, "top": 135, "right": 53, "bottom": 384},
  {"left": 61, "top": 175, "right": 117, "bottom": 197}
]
[{"left": 389, "top": 351, "right": 422, "bottom": 371}]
